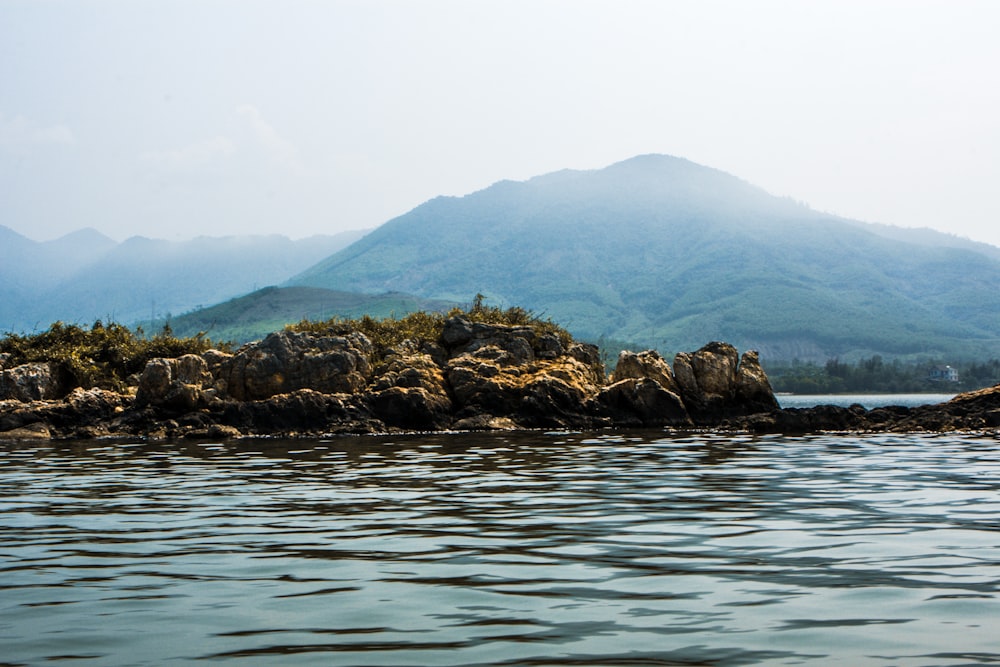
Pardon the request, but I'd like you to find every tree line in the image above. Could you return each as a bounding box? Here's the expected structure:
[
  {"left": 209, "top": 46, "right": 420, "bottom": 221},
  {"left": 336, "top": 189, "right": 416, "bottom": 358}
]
[{"left": 764, "top": 356, "right": 1000, "bottom": 394}]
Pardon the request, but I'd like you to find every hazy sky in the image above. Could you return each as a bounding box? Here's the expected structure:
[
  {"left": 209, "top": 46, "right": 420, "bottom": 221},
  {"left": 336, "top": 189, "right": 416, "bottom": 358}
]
[{"left": 2, "top": 0, "right": 999, "bottom": 247}]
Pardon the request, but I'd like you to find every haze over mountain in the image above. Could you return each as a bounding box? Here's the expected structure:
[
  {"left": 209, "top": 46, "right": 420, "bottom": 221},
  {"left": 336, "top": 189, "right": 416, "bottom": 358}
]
[
  {"left": 1, "top": 227, "right": 368, "bottom": 334},
  {"left": 291, "top": 154, "right": 1000, "bottom": 362}
]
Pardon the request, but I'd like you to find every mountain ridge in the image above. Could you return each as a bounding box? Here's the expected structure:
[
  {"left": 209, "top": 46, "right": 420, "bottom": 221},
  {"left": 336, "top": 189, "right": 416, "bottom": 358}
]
[
  {"left": 1, "top": 228, "right": 371, "bottom": 333},
  {"left": 290, "top": 154, "right": 1000, "bottom": 362}
]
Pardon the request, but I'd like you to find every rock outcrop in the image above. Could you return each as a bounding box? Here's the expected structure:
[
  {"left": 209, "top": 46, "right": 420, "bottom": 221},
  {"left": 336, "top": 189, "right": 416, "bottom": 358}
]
[
  {"left": 0, "top": 362, "right": 66, "bottom": 402},
  {"left": 219, "top": 330, "right": 372, "bottom": 400},
  {"left": 672, "top": 342, "right": 779, "bottom": 423},
  {"left": 3, "top": 316, "right": 995, "bottom": 440}
]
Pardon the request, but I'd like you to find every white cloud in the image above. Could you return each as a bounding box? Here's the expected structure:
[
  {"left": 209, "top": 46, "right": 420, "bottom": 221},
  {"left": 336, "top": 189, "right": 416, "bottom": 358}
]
[
  {"left": 0, "top": 113, "right": 74, "bottom": 146},
  {"left": 140, "top": 135, "right": 235, "bottom": 168}
]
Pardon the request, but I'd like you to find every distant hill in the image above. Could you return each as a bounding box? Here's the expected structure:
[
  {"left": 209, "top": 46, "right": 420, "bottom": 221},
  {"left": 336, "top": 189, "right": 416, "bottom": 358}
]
[
  {"left": 163, "top": 286, "right": 456, "bottom": 344},
  {"left": 290, "top": 155, "right": 1000, "bottom": 362},
  {"left": 0, "top": 228, "right": 369, "bottom": 333}
]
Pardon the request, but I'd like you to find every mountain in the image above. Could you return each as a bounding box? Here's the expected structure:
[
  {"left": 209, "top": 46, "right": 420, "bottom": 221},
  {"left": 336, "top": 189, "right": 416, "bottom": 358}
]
[
  {"left": 1, "top": 228, "right": 369, "bottom": 333},
  {"left": 842, "top": 220, "right": 1000, "bottom": 262},
  {"left": 290, "top": 155, "right": 1000, "bottom": 362},
  {"left": 0, "top": 225, "right": 117, "bottom": 292},
  {"left": 163, "top": 286, "right": 456, "bottom": 343}
]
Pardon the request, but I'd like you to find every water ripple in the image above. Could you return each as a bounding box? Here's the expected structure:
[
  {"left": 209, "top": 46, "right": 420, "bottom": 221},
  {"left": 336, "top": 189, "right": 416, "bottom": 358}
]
[{"left": 1, "top": 431, "right": 998, "bottom": 666}]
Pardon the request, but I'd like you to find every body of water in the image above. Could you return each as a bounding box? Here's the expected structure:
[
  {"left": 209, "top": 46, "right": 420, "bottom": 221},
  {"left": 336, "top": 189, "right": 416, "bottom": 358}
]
[
  {"left": 1, "top": 431, "right": 998, "bottom": 666},
  {"left": 777, "top": 393, "right": 957, "bottom": 409}
]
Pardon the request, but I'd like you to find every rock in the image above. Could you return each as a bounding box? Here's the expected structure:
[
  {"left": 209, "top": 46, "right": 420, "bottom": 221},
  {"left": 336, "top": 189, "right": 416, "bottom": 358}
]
[
  {"left": 135, "top": 355, "right": 211, "bottom": 412},
  {"left": 612, "top": 350, "right": 682, "bottom": 395},
  {"left": 368, "top": 351, "right": 453, "bottom": 430},
  {"left": 65, "top": 387, "right": 125, "bottom": 417},
  {"left": 0, "top": 421, "right": 51, "bottom": 439},
  {"left": 219, "top": 389, "right": 380, "bottom": 435},
  {"left": 441, "top": 317, "right": 536, "bottom": 365},
  {"left": 592, "top": 378, "right": 691, "bottom": 427},
  {"left": 220, "top": 330, "right": 373, "bottom": 401},
  {"left": 447, "top": 353, "right": 602, "bottom": 428},
  {"left": 450, "top": 414, "right": 521, "bottom": 431},
  {"left": 734, "top": 350, "right": 780, "bottom": 413},
  {"left": 0, "top": 362, "right": 65, "bottom": 401},
  {"left": 673, "top": 342, "right": 776, "bottom": 423},
  {"left": 369, "top": 387, "right": 453, "bottom": 431},
  {"left": 740, "top": 404, "right": 868, "bottom": 434},
  {"left": 440, "top": 316, "right": 474, "bottom": 348},
  {"left": 536, "top": 333, "right": 565, "bottom": 360}
]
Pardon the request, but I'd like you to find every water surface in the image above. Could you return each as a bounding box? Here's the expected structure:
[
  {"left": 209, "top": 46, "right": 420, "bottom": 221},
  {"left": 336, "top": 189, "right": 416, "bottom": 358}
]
[
  {"left": 777, "top": 393, "right": 957, "bottom": 409},
  {"left": 1, "top": 431, "right": 998, "bottom": 666}
]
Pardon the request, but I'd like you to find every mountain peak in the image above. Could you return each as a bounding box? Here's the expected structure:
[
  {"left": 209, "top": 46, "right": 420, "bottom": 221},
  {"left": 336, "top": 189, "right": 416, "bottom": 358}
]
[{"left": 291, "top": 154, "right": 1000, "bottom": 361}]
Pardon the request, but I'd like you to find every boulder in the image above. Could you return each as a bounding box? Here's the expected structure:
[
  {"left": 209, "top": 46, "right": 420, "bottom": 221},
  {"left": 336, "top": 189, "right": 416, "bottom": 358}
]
[
  {"left": 612, "top": 350, "right": 682, "bottom": 395},
  {"left": 219, "top": 330, "right": 373, "bottom": 401},
  {"left": 220, "top": 388, "right": 380, "bottom": 435},
  {"left": 0, "top": 362, "right": 65, "bottom": 402},
  {"left": 734, "top": 350, "right": 780, "bottom": 413},
  {"left": 592, "top": 377, "right": 692, "bottom": 427},
  {"left": 368, "top": 350, "right": 453, "bottom": 430},
  {"left": 447, "top": 352, "right": 602, "bottom": 428},
  {"left": 135, "top": 354, "right": 212, "bottom": 412},
  {"left": 441, "top": 317, "right": 538, "bottom": 366},
  {"left": 674, "top": 342, "right": 778, "bottom": 423}
]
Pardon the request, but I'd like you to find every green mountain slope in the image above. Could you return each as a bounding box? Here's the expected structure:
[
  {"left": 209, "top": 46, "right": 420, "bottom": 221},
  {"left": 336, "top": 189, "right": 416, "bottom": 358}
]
[
  {"left": 290, "top": 155, "right": 1000, "bottom": 361},
  {"left": 164, "top": 286, "right": 456, "bottom": 344}
]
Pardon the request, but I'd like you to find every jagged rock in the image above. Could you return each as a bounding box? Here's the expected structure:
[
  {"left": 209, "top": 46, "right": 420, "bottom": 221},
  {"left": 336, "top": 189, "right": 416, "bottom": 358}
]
[
  {"left": 447, "top": 353, "right": 603, "bottom": 428},
  {"left": 0, "top": 387, "right": 126, "bottom": 438},
  {"left": 220, "top": 330, "right": 373, "bottom": 401},
  {"left": 442, "top": 317, "right": 537, "bottom": 365},
  {"left": 219, "top": 388, "right": 380, "bottom": 435},
  {"left": 0, "top": 362, "right": 65, "bottom": 402},
  {"left": 135, "top": 355, "right": 212, "bottom": 412},
  {"left": 612, "top": 350, "right": 682, "bottom": 395},
  {"left": 368, "top": 351, "right": 453, "bottom": 430},
  {"left": 201, "top": 349, "right": 233, "bottom": 382},
  {"left": 369, "top": 387, "right": 453, "bottom": 431},
  {"left": 440, "top": 316, "right": 474, "bottom": 348},
  {"left": 734, "top": 350, "right": 780, "bottom": 413},
  {"left": 536, "top": 333, "right": 565, "bottom": 360},
  {"left": 673, "top": 342, "right": 775, "bottom": 423},
  {"left": 592, "top": 378, "right": 691, "bottom": 427},
  {"left": 65, "top": 387, "right": 125, "bottom": 416},
  {"left": 740, "top": 404, "right": 869, "bottom": 434}
]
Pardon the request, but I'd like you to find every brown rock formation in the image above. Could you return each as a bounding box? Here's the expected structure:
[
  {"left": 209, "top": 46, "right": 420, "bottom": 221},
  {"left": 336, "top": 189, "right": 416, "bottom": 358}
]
[
  {"left": 220, "top": 330, "right": 372, "bottom": 400},
  {"left": 0, "top": 315, "right": 836, "bottom": 440}
]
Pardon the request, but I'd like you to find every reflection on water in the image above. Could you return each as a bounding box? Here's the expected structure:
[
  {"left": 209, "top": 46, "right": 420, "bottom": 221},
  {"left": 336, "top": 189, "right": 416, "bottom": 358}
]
[
  {"left": 776, "top": 393, "right": 957, "bottom": 409},
  {"left": 1, "top": 431, "right": 998, "bottom": 666}
]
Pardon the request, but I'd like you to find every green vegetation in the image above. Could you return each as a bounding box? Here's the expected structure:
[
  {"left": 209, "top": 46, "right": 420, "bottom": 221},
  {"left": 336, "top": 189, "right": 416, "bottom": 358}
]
[
  {"left": 0, "top": 321, "right": 225, "bottom": 392},
  {"left": 161, "top": 287, "right": 457, "bottom": 344},
  {"left": 766, "top": 356, "right": 1000, "bottom": 394},
  {"left": 287, "top": 294, "right": 574, "bottom": 361},
  {"left": 0, "top": 298, "right": 572, "bottom": 394}
]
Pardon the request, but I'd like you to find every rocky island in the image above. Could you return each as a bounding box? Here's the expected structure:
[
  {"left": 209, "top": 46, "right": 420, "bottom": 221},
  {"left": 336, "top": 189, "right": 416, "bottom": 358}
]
[{"left": 1, "top": 307, "right": 998, "bottom": 440}]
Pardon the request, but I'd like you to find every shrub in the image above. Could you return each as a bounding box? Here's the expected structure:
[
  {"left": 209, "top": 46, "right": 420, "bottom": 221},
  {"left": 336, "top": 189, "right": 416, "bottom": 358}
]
[
  {"left": 286, "top": 294, "right": 574, "bottom": 358},
  {"left": 0, "top": 321, "right": 225, "bottom": 393}
]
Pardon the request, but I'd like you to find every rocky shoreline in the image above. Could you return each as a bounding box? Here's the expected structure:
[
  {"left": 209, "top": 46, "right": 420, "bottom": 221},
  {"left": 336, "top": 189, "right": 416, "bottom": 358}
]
[{"left": 2, "top": 315, "right": 998, "bottom": 441}]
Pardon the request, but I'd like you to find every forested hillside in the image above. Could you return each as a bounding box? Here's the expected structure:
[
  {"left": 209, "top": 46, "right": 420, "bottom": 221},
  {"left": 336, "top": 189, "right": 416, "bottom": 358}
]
[{"left": 290, "top": 155, "right": 1000, "bottom": 362}]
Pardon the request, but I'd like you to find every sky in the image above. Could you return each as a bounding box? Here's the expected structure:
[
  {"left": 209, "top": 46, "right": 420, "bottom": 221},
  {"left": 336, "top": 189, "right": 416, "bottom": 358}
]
[{"left": 1, "top": 0, "right": 999, "bottom": 247}]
